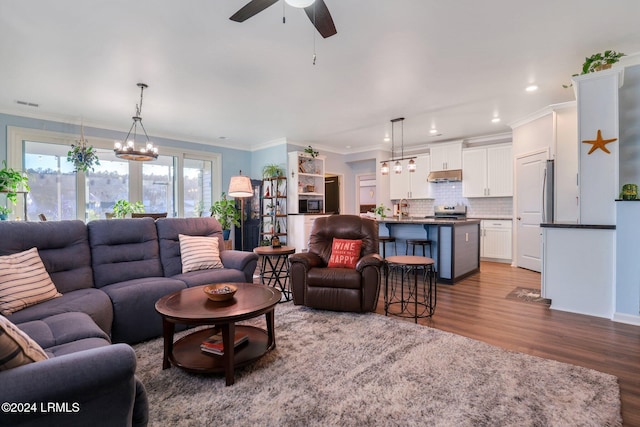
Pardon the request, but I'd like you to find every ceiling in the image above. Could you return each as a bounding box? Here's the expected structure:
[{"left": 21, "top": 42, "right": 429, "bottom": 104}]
[{"left": 2, "top": 0, "right": 640, "bottom": 154}]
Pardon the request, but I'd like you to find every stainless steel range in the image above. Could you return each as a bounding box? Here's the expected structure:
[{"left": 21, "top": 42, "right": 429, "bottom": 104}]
[{"left": 432, "top": 205, "right": 467, "bottom": 219}]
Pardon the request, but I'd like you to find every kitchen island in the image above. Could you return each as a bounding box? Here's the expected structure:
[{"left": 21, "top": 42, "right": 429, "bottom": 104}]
[{"left": 379, "top": 218, "right": 480, "bottom": 284}]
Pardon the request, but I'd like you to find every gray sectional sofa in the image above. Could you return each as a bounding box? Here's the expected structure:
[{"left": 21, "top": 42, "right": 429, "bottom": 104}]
[{"left": 0, "top": 217, "right": 258, "bottom": 427}]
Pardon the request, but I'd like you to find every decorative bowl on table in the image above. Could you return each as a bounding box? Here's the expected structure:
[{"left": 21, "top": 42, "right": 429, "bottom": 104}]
[{"left": 203, "top": 284, "right": 237, "bottom": 301}]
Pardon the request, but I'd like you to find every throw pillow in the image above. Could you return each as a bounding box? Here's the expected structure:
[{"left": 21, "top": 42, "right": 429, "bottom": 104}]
[
  {"left": 179, "top": 234, "right": 223, "bottom": 273},
  {"left": 327, "top": 238, "right": 362, "bottom": 269},
  {"left": 0, "top": 247, "right": 62, "bottom": 316},
  {"left": 0, "top": 314, "right": 48, "bottom": 371}
]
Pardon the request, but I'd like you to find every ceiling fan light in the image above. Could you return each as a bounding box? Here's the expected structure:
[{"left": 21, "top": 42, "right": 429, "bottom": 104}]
[{"left": 285, "top": 0, "right": 315, "bottom": 8}]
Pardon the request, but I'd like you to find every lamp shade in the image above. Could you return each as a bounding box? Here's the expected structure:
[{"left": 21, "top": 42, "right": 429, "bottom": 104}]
[{"left": 228, "top": 175, "right": 253, "bottom": 198}]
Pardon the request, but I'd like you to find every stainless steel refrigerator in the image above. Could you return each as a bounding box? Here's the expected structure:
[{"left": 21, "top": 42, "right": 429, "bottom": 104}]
[{"left": 542, "top": 159, "right": 554, "bottom": 223}]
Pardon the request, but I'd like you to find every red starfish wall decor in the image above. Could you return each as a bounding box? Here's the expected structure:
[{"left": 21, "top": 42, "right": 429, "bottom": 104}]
[{"left": 582, "top": 129, "right": 617, "bottom": 155}]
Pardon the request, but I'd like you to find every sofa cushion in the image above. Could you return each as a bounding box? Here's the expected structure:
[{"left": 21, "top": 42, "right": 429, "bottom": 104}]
[
  {"left": 0, "top": 247, "right": 62, "bottom": 315},
  {"left": 0, "top": 220, "right": 94, "bottom": 294},
  {"left": 307, "top": 267, "right": 362, "bottom": 289},
  {"left": 171, "top": 268, "right": 247, "bottom": 288},
  {"left": 100, "top": 277, "right": 187, "bottom": 344},
  {"left": 15, "top": 312, "right": 109, "bottom": 349},
  {"left": 156, "top": 217, "right": 226, "bottom": 277},
  {"left": 88, "top": 217, "right": 165, "bottom": 288},
  {"left": 7, "top": 288, "right": 114, "bottom": 336},
  {"left": 0, "top": 315, "right": 48, "bottom": 371},
  {"left": 179, "top": 234, "right": 223, "bottom": 273}
]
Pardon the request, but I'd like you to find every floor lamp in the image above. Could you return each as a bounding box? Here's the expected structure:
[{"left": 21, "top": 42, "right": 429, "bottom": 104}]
[{"left": 227, "top": 171, "right": 253, "bottom": 251}]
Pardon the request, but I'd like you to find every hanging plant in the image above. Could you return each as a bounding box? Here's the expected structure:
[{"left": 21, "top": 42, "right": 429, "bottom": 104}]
[{"left": 67, "top": 123, "right": 100, "bottom": 172}]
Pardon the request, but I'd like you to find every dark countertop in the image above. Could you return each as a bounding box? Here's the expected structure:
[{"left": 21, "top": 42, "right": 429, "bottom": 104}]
[
  {"left": 540, "top": 222, "right": 616, "bottom": 230},
  {"left": 468, "top": 217, "right": 513, "bottom": 221},
  {"left": 379, "top": 218, "right": 481, "bottom": 225}
]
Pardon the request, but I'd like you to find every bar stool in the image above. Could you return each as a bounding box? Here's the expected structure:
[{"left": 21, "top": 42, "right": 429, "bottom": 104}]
[
  {"left": 379, "top": 236, "right": 397, "bottom": 258},
  {"left": 384, "top": 255, "right": 437, "bottom": 323},
  {"left": 406, "top": 239, "right": 432, "bottom": 257}
]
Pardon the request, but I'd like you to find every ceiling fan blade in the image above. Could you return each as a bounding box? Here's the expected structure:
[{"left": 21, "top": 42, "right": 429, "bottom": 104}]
[
  {"left": 304, "top": 0, "right": 337, "bottom": 38},
  {"left": 230, "top": 0, "right": 279, "bottom": 22}
]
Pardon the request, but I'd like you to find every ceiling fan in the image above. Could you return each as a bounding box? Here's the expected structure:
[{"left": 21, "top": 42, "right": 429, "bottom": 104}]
[{"left": 230, "top": 0, "right": 337, "bottom": 38}]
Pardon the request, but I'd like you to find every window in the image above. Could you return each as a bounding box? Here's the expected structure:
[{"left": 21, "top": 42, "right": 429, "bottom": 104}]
[
  {"left": 24, "top": 141, "right": 77, "bottom": 221},
  {"left": 85, "top": 148, "right": 130, "bottom": 221},
  {"left": 183, "top": 158, "right": 213, "bottom": 218},
  {"left": 143, "top": 156, "right": 175, "bottom": 216},
  {"left": 8, "top": 127, "right": 221, "bottom": 221}
]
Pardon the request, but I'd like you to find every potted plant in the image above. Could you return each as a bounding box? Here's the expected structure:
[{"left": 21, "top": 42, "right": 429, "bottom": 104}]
[
  {"left": 373, "top": 203, "right": 390, "bottom": 219},
  {"left": 67, "top": 125, "right": 100, "bottom": 172},
  {"left": 111, "top": 199, "right": 145, "bottom": 219},
  {"left": 210, "top": 192, "right": 240, "bottom": 240},
  {"left": 0, "top": 206, "right": 10, "bottom": 221},
  {"left": 563, "top": 50, "right": 625, "bottom": 88},
  {"left": 304, "top": 145, "right": 319, "bottom": 159},
  {"left": 67, "top": 141, "right": 100, "bottom": 172},
  {"left": 0, "top": 160, "right": 30, "bottom": 205},
  {"left": 262, "top": 164, "right": 285, "bottom": 179}
]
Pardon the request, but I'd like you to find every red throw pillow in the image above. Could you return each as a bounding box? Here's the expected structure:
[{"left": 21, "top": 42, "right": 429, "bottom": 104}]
[{"left": 327, "top": 238, "right": 363, "bottom": 269}]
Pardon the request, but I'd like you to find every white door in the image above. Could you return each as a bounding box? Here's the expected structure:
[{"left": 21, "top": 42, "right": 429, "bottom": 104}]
[{"left": 515, "top": 151, "right": 547, "bottom": 272}]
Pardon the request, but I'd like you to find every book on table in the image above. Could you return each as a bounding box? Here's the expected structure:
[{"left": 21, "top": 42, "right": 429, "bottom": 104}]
[{"left": 200, "top": 330, "right": 249, "bottom": 356}]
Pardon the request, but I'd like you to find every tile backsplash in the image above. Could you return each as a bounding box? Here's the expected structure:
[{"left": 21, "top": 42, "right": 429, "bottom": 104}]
[{"left": 395, "top": 183, "right": 513, "bottom": 218}]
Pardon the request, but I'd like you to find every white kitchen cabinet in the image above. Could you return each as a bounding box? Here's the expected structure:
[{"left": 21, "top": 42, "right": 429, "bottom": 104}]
[
  {"left": 480, "top": 220, "right": 512, "bottom": 261},
  {"left": 389, "top": 155, "right": 432, "bottom": 200},
  {"left": 288, "top": 151, "right": 325, "bottom": 214},
  {"left": 462, "top": 144, "right": 512, "bottom": 197},
  {"left": 430, "top": 142, "right": 462, "bottom": 171}
]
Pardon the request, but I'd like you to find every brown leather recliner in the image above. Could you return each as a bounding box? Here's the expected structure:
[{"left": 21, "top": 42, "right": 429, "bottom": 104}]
[{"left": 289, "top": 215, "right": 383, "bottom": 312}]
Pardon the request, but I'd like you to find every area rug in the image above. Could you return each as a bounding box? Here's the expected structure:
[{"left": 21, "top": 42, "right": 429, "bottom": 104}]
[
  {"left": 133, "top": 303, "right": 621, "bottom": 426},
  {"left": 506, "top": 287, "right": 552, "bottom": 305}
]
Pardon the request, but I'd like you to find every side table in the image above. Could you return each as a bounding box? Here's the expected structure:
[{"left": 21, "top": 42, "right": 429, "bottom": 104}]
[
  {"left": 384, "top": 255, "right": 436, "bottom": 323},
  {"left": 253, "top": 245, "right": 295, "bottom": 301}
]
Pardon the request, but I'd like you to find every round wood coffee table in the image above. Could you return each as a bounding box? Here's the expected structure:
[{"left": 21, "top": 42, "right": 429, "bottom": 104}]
[{"left": 155, "top": 283, "right": 281, "bottom": 386}]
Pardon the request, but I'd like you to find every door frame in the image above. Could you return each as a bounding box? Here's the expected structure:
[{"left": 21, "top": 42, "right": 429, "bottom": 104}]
[
  {"left": 325, "top": 171, "right": 345, "bottom": 214},
  {"left": 513, "top": 147, "right": 549, "bottom": 269}
]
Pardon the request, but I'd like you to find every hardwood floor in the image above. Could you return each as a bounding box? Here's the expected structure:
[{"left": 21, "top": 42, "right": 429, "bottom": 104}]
[{"left": 374, "top": 261, "right": 640, "bottom": 426}]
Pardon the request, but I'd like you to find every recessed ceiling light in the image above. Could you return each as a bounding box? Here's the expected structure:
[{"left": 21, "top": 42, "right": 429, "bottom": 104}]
[
  {"left": 429, "top": 129, "right": 438, "bottom": 134},
  {"left": 346, "top": 145, "right": 351, "bottom": 149},
  {"left": 383, "top": 136, "right": 391, "bottom": 142},
  {"left": 491, "top": 117, "right": 501, "bottom": 123},
  {"left": 525, "top": 85, "right": 538, "bottom": 92}
]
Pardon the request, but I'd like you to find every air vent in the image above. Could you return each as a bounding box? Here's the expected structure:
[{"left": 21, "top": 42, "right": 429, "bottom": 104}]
[{"left": 16, "top": 100, "right": 39, "bottom": 108}]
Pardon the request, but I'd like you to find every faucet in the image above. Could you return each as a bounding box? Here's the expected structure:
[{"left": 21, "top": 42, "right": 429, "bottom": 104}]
[{"left": 399, "top": 198, "right": 409, "bottom": 218}]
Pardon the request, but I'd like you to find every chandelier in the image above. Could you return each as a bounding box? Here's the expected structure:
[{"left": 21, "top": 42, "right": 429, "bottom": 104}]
[
  {"left": 380, "top": 117, "right": 415, "bottom": 175},
  {"left": 114, "top": 83, "right": 158, "bottom": 161}
]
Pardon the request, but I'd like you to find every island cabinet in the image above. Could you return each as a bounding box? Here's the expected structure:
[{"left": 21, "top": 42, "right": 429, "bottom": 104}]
[
  {"left": 462, "top": 144, "right": 513, "bottom": 198},
  {"left": 480, "top": 220, "right": 512, "bottom": 261},
  {"left": 389, "top": 155, "right": 433, "bottom": 200},
  {"left": 380, "top": 218, "right": 480, "bottom": 284},
  {"left": 429, "top": 141, "right": 462, "bottom": 171}
]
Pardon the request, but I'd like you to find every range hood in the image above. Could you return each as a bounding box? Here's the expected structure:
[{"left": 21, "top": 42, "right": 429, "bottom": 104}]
[{"left": 427, "top": 169, "right": 463, "bottom": 183}]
